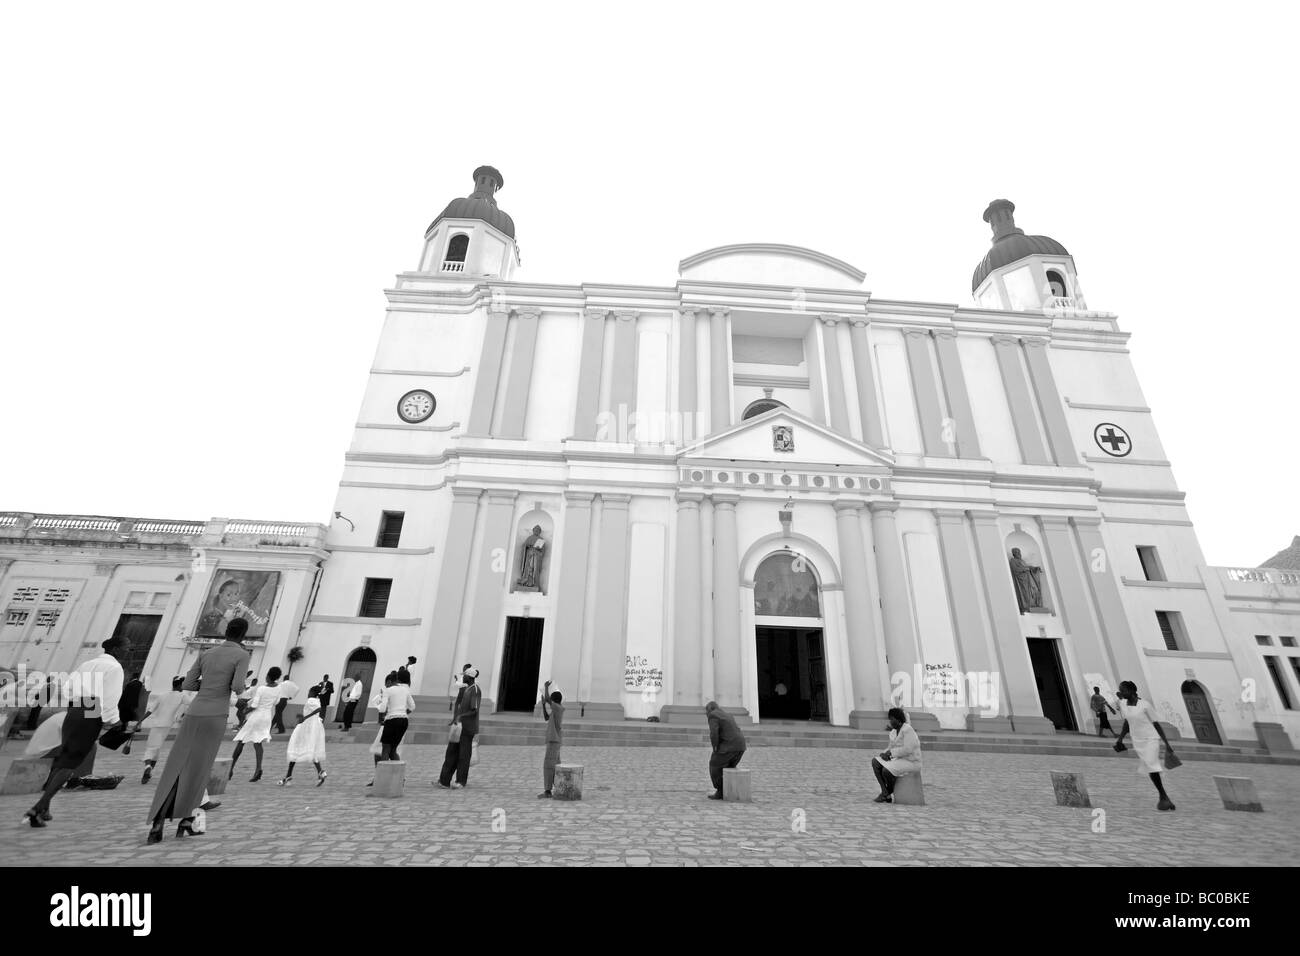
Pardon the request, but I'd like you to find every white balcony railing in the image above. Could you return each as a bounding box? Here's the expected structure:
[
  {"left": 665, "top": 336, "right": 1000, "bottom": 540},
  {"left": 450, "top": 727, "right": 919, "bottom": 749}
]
[
  {"left": 441, "top": 260, "right": 466, "bottom": 273},
  {"left": 1223, "top": 567, "right": 1300, "bottom": 587},
  {"left": 1043, "top": 295, "right": 1081, "bottom": 313}
]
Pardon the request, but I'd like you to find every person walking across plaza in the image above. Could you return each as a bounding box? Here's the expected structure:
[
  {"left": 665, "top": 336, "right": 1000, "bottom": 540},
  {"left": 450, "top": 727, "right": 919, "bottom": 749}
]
[
  {"left": 279, "top": 689, "right": 327, "bottom": 787},
  {"left": 1114, "top": 679, "right": 1179, "bottom": 811},
  {"left": 705, "top": 701, "right": 747, "bottom": 800},
  {"left": 228, "top": 666, "right": 281, "bottom": 782},
  {"left": 140, "top": 676, "right": 188, "bottom": 785},
  {"left": 437, "top": 667, "right": 480, "bottom": 789},
  {"left": 871, "top": 707, "right": 923, "bottom": 803},
  {"left": 378, "top": 669, "right": 416, "bottom": 762},
  {"left": 273, "top": 673, "right": 298, "bottom": 734},
  {"left": 22, "top": 635, "right": 128, "bottom": 828},
  {"left": 1091, "top": 686, "right": 1118, "bottom": 737},
  {"left": 235, "top": 671, "right": 256, "bottom": 728},
  {"left": 146, "top": 618, "right": 250, "bottom": 844},
  {"left": 537, "top": 680, "right": 564, "bottom": 798}
]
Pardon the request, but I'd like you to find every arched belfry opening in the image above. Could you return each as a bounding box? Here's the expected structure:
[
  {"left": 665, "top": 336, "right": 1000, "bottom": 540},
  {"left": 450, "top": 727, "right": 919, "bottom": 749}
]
[
  {"left": 752, "top": 551, "right": 829, "bottom": 722},
  {"left": 741, "top": 398, "right": 788, "bottom": 421}
]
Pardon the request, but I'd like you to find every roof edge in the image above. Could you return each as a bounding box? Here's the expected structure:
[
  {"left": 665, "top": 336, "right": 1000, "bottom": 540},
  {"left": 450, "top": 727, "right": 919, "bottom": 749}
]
[{"left": 679, "top": 244, "right": 866, "bottom": 283}]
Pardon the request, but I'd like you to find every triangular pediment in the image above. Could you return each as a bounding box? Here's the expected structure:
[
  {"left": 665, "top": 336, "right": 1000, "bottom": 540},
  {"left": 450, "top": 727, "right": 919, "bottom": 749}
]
[{"left": 678, "top": 408, "right": 893, "bottom": 471}]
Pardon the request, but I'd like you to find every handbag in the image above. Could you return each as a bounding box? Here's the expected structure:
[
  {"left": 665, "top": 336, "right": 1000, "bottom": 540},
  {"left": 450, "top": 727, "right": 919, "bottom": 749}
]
[
  {"left": 98, "top": 724, "right": 134, "bottom": 751},
  {"left": 448, "top": 722, "right": 462, "bottom": 744},
  {"left": 470, "top": 738, "right": 480, "bottom": 766},
  {"left": 1162, "top": 745, "right": 1182, "bottom": 769}
]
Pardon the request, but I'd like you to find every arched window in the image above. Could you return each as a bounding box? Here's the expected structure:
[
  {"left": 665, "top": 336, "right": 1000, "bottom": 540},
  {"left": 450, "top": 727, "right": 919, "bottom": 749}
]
[
  {"left": 741, "top": 398, "right": 787, "bottom": 421},
  {"left": 1045, "top": 269, "right": 1067, "bottom": 298},
  {"left": 754, "top": 552, "right": 821, "bottom": 618},
  {"left": 445, "top": 234, "right": 469, "bottom": 263}
]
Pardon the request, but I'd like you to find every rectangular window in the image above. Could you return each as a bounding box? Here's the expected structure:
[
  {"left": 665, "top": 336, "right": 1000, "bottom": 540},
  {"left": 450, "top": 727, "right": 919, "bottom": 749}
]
[
  {"left": 359, "top": 578, "right": 393, "bottom": 619},
  {"left": 1256, "top": 635, "right": 1273, "bottom": 646},
  {"left": 1291, "top": 658, "right": 1300, "bottom": 696},
  {"left": 1264, "top": 656, "right": 1294, "bottom": 710},
  {"left": 376, "top": 511, "right": 405, "bottom": 549},
  {"left": 1136, "top": 546, "right": 1166, "bottom": 582},
  {"left": 1282, "top": 636, "right": 1297, "bottom": 648},
  {"left": 1155, "top": 611, "right": 1187, "bottom": 651}
]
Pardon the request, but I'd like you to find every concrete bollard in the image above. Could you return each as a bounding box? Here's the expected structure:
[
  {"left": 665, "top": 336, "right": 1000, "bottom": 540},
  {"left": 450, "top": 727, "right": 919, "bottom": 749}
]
[
  {"left": 892, "top": 773, "right": 925, "bottom": 806},
  {"left": 1213, "top": 776, "right": 1263, "bottom": 812},
  {"left": 0, "top": 756, "right": 53, "bottom": 795},
  {"left": 722, "top": 767, "right": 752, "bottom": 803},
  {"left": 369, "top": 760, "right": 405, "bottom": 798},
  {"left": 208, "top": 757, "right": 232, "bottom": 795},
  {"left": 553, "top": 764, "right": 583, "bottom": 800},
  {"left": 1050, "top": 771, "right": 1092, "bottom": 808}
]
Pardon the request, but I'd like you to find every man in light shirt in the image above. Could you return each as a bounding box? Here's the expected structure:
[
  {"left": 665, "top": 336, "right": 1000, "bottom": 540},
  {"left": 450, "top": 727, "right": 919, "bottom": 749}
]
[
  {"left": 340, "top": 675, "right": 365, "bottom": 731},
  {"left": 273, "top": 676, "right": 299, "bottom": 734},
  {"left": 23, "top": 635, "right": 128, "bottom": 828}
]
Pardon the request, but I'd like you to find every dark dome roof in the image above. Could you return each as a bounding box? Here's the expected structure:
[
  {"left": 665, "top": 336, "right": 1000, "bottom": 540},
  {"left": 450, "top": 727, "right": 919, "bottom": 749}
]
[
  {"left": 427, "top": 165, "right": 515, "bottom": 239},
  {"left": 971, "top": 200, "right": 1069, "bottom": 292}
]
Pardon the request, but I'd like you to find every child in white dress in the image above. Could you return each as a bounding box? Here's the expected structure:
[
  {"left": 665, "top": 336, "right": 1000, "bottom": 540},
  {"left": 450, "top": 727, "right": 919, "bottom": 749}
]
[
  {"left": 1114, "top": 679, "right": 1178, "bottom": 810},
  {"left": 280, "top": 695, "right": 327, "bottom": 786}
]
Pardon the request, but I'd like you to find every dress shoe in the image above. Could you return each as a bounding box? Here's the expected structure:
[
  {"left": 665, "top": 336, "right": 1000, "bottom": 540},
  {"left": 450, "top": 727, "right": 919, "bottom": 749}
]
[
  {"left": 537, "top": 791, "right": 552, "bottom": 799},
  {"left": 873, "top": 793, "right": 892, "bottom": 803},
  {"left": 1157, "top": 797, "right": 1176, "bottom": 811},
  {"left": 141, "top": 766, "right": 153, "bottom": 785},
  {"left": 176, "top": 818, "right": 202, "bottom": 837},
  {"left": 198, "top": 801, "right": 221, "bottom": 811},
  {"left": 707, "top": 791, "right": 724, "bottom": 800},
  {"left": 147, "top": 821, "right": 164, "bottom": 845}
]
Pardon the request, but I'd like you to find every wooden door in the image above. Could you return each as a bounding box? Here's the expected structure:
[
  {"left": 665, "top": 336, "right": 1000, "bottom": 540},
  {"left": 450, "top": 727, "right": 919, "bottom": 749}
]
[{"left": 1181, "top": 682, "right": 1222, "bottom": 745}]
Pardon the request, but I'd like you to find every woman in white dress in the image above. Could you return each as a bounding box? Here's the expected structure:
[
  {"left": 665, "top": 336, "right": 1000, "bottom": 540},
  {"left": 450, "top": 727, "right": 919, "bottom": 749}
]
[
  {"left": 1114, "top": 680, "right": 1178, "bottom": 811},
  {"left": 228, "top": 666, "right": 281, "bottom": 782},
  {"left": 280, "top": 694, "right": 327, "bottom": 786},
  {"left": 871, "top": 707, "right": 922, "bottom": 803}
]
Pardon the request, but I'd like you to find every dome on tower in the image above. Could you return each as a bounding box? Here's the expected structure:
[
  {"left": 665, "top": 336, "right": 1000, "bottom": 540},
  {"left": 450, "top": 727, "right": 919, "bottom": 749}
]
[
  {"left": 971, "top": 199, "right": 1068, "bottom": 292},
  {"left": 427, "top": 165, "right": 515, "bottom": 239}
]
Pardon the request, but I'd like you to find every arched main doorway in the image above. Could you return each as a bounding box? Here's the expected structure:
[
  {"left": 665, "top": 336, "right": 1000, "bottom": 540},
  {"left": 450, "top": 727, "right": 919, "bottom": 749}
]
[
  {"left": 337, "top": 647, "right": 378, "bottom": 725},
  {"left": 1181, "top": 680, "right": 1222, "bottom": 745},
  {"left": 752, "top": 552, "right": 829, "bottom": 722}
]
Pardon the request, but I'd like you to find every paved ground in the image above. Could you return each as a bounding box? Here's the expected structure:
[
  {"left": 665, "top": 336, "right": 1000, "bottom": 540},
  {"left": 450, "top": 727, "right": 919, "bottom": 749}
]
[{"left": 4, "top": 740, "right": 1299, "bottom": 866}]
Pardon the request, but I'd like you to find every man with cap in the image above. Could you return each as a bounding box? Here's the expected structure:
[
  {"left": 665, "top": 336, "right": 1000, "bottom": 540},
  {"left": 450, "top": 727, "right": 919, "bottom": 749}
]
[
  {"left": 437, "top": 666, "right": 481, "bottom": 789},
  {"left": 705, "top": 701, "right": 747, "bottom": 800}
]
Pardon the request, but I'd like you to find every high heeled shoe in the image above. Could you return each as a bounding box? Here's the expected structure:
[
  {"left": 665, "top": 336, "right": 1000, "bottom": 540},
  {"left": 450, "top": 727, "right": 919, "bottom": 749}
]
[
  {"left": 316, "top": 771, "right": 327, "bottom": 787},
  {"left": 176, "top": 818, "right": 202, "bottom": 837},
  {"left": 147, "top": 821, "right": 164, "bottom": 845},
  {"left": 22, "top": 809, "right": 47, "bottom": 828},
  {"left": 250, "top": 770, "right": 262, "bottom": 783}
]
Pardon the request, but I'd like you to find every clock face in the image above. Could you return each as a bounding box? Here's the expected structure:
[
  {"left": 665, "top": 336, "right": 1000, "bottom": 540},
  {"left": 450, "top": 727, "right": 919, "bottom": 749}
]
[{"left": 397, "top": 390, "right": 436, "bottom": 423}]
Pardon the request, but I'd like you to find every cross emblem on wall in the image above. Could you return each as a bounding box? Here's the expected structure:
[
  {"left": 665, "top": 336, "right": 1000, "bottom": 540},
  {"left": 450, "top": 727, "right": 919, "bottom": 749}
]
[{"left": 1093, "top": 422, "right": 1132, "bottom": 457}]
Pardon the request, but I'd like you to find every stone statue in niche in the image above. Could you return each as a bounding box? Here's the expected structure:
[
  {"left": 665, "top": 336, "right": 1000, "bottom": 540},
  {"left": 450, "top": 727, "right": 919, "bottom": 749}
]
[
  {"left": 516, "top": 525, "right": 547, "bottom": 591},
  {"left": 1009, "top": 547, "right": 1045, "bottom": 613}
]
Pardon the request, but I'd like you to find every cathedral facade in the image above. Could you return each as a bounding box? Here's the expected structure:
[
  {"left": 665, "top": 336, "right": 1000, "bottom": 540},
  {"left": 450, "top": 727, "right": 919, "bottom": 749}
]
[{"left": 296, "top": 167, "right": 1285, "bottom": 744}]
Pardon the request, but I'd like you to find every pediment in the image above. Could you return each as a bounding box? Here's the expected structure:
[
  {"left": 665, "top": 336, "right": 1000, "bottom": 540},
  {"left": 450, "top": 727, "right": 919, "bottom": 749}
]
[{"left": 678, "top": 408, "right": 893, "bottom": 471}]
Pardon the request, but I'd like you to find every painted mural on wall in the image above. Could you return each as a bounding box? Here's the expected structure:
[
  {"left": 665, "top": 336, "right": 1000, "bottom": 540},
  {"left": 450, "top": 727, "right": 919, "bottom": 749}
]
[
  {"left": 193, "top": 570, "right": 279, "bottom": 643},
  {"left": 753, "top": 553, "right": 820, "bottom": 617}
]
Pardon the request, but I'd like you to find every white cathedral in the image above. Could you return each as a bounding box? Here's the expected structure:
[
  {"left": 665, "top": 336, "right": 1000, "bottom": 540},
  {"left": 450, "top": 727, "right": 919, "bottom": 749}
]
[{"left": 4, "top": 167, "right": 1298, "bottom": 751}]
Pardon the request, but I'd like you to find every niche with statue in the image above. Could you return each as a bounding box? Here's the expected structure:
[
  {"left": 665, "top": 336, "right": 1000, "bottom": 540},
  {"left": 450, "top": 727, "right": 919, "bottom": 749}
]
[
  {"left": 510, "top": 509, "right": 555, "bottom": 594},
  {"left": 1006, "top": 530, "right": 1052, "bottom": 615}
]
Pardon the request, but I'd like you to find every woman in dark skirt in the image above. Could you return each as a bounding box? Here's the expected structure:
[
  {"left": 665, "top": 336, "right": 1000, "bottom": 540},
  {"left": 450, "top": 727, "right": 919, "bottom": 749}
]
[
  {"left": 22, "top": 635, "right": 129, "bottom": 828},
  {"left": 146, "top": 618, "right": 250, "bottom": 844}
]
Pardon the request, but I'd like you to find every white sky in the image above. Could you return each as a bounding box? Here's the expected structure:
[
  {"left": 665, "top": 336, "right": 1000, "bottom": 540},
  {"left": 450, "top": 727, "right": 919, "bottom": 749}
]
[{"left": 1, "top": 1, "right": 1296, "bottom": 567}]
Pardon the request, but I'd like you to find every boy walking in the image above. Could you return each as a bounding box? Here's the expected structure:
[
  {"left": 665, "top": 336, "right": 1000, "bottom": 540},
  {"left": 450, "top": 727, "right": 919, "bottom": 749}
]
[{"left": 537, "top": 680, "right": 564, "bottom": 798}]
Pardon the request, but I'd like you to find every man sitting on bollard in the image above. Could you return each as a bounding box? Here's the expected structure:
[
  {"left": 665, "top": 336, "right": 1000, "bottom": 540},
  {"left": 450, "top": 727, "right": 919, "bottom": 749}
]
[
  {"left": 705, "top": 701, "right": 746, "bottom": 800},
  {"left": 871, "top": 707, "right": 922, "bottom": 803}
]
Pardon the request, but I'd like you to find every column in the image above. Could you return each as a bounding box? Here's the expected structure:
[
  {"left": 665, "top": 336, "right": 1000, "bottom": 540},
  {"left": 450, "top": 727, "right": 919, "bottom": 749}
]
[
  {"left": 662, "top": 492, "right": 704, "bottom": 721},
  {"left": 462, "top": 489, "right": 518, "bottom": 710},
  {"left": 497, "top": 306, "right": 541, "bottom": 439},
  {"left": 932, "top": 330, "right": 982, "bottom": 459},
  {"left": 968, "top": 511, "right": 1049, "bottom": 731},
  {"left": 709, "top": 307, "right": 731, "bottom": 434},
  {"left": 849, "top": 319, "right": 885, "bottom": 447},
  {"left": 605, "top": 309, "right": 639, "bottom": 430},
  {"left": 934, "top": 510, "right": 1008, "bottom": 729},
  {"left": 710, "top": 494, "right": 747, "bottom": 715},
  {"left": 869, "top": 502, "right": 922, "bottom": 711},
  {"left": 991, "top": 335, "right": 1051, "bottom": 465},
  {"left": 678, "top": 306, "right": 699, "bottom": 441},
  {"left": 571, "top": 308, "right": 607, "bottom": 440},
  {"left": 834, "top": 500, "right": 887, "bottom": 725},
  {"left": 549, "top": 492, "right": 594, "bottom": 698},
  {"left": 820, "top": 315, "right": 852, "bottom": 434},
  {"left": 587, "top": 494, "right": 630, "bottom": 719},
  {"left": 902, "top": 328, "right": 947, "bottom": 457},
  {"left": 422, "top": 488, "right": 482, "bottom": 698},
  {"left": 465, "top": 306, "right": 511, "bottom": 436},
  {"left": 1038, "top": 515, "right": 1114, "bottom": 691},
  {"left": 1022, "top": 336, "right": 1078, "bottom": 466},
  {"left": 1073, "top": 516, "right": 1147, "bottom": 684}
]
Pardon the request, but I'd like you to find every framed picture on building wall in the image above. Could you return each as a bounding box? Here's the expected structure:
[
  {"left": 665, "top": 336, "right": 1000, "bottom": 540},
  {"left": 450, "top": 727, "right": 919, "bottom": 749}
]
[{"left": 192, "top": 570, "right": 280, "bottom": 643}]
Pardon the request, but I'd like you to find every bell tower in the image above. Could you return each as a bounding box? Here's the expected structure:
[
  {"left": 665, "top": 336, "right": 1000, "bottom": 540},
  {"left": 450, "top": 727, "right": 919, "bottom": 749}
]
[
  {"left": 971, "top": 199, "right": 1085, "bottom": 313},
  {"left": 418, "top": 165, "right": 520, "bottom": 279}
]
